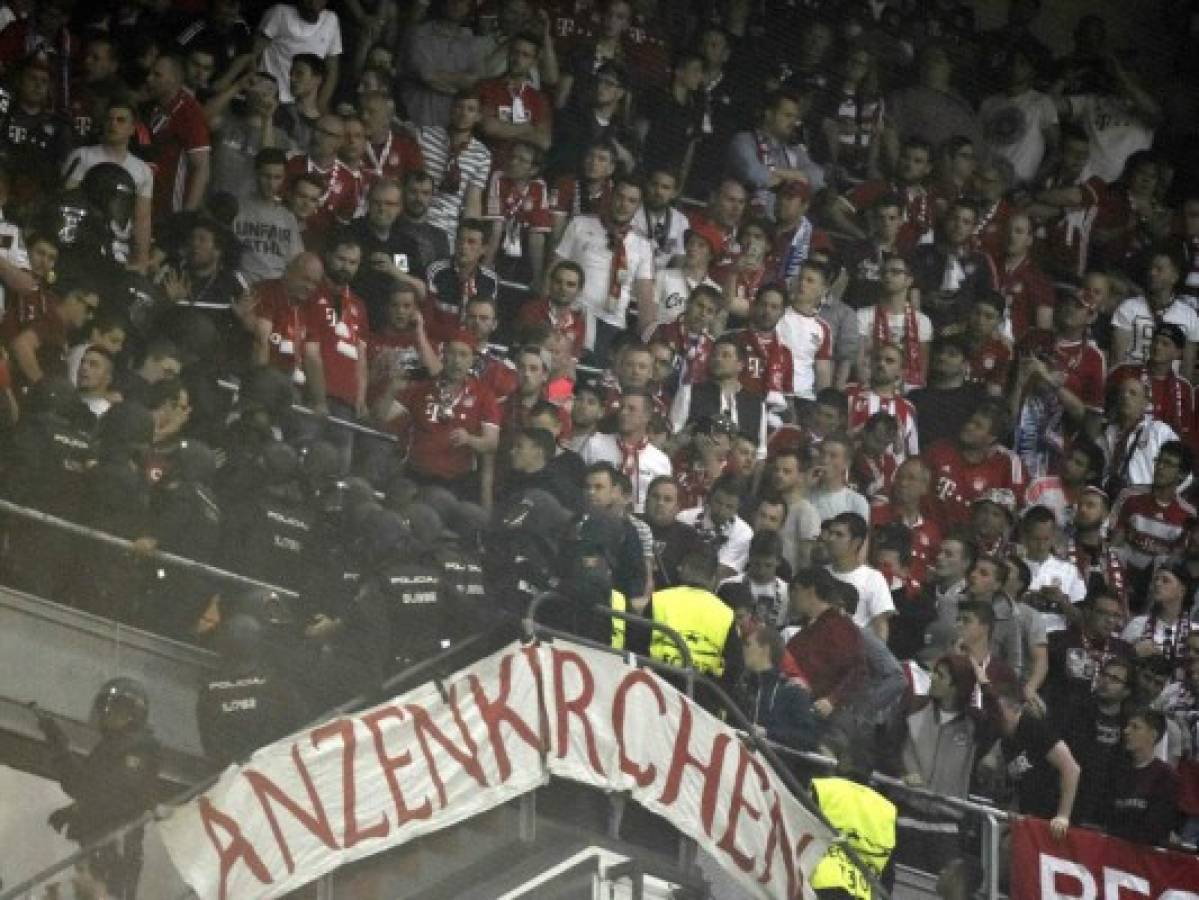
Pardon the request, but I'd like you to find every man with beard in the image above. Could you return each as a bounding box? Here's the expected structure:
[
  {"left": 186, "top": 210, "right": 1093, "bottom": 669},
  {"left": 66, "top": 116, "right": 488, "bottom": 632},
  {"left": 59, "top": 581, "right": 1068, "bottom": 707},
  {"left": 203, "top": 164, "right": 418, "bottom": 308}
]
[
  {"left": 1064, "top": 483, "right": 1129, "bottom": 614},
  {"left": 394, "top": 169, "right": 451, "bottom": 277},
  {"left": 303, "top": 233, "right": 370, "bottom": 465},
  {"left": 632, "top": 168, "right": 689, "bottom": 271},
  {"left": 552, "top": 174, "right": 655, "bottom": 365},
  {"left": 1062, "top": 655, "right": 1134, "bottom": 827},
  {"left": 1045, "top": 592, "right": 1130, "bottom": 722}
]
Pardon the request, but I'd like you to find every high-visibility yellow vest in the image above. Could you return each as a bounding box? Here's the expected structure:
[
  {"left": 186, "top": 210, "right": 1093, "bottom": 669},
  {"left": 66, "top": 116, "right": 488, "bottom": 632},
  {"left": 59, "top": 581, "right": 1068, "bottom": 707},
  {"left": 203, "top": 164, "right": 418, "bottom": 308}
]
[
  {"left": 810, "top": 777, "right": 897, "bottom": 900},
  {"left": 610, "top": 590, "right": 628, "bottom": 648},
  {"left": 646, "top": 586, "right": 735, "bottom": 677}
]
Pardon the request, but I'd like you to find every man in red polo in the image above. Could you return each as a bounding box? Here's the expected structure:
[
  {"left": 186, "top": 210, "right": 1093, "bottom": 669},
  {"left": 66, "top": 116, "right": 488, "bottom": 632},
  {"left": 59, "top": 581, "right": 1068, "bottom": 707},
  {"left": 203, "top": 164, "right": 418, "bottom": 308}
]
[
  {"left": 144, "top": 53, "right": 211, "bottom": 218},
  {"left": 393, "top": 328, "right": 501, "bottom": 507},
  {"left": 303, "top": 234, "right": 370, "bottom": 420}
]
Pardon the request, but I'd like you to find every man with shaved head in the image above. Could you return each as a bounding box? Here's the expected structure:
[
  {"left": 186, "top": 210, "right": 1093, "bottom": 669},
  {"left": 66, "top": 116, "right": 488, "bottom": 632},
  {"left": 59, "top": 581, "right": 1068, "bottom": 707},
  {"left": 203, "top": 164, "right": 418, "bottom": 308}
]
[
  {"left": 253, "top": 251, "right": 325, "bottom": 405},
  {"left": 144, "top": 53, "right": 211, "bottom": 217}
]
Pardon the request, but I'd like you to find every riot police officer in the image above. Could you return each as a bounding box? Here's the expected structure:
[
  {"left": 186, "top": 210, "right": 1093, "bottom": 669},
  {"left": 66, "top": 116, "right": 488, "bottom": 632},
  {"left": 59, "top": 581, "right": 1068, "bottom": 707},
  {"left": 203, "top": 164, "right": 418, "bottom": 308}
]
[
  {"left": 37, "top": 678, "right": 160, "bottom": 900},
  {"left": 221, "top": 441, "right": 322, "bottom": 598},
  {"left": 146, "top": 439, "right": 222, "bottom": 638},
  {"left": 2, "top": 376, "right": 93, "bottom": 600},
  {"left": 196, "top": 612, "right": 307, "bottom": 769}
]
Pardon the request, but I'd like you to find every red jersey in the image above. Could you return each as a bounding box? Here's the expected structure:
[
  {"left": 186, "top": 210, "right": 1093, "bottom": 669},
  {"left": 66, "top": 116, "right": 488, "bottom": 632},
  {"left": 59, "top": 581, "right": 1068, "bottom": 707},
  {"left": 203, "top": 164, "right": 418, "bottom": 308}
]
[
  {"left": 255, "top": 278, "right": 309, "bottom": 379},
  {"left": 1023, "top": 331, "right": 1107, "bottom": 411},
  {"left": 400, "top": 376, "right": 500, "bottom": 480},
  {"left": 925, "top": 440, "right": 1027, "bottom": 527},
  {"left": 515, "top": 297, "right": 586, "bottom": 359},
  {"left": 845, "top": 385, "right": 920, "bottom": 458},
  {"left": 483, "top": 173, "right": 553, "bottom": 241},
  {"left": 1108, "top": 364, "right": 1195, "bottom": 446},
  {"left": 1, "top": 286, "right": 53, "bottom": 343},
  {"left": 477, "top": 77, "right": 553, "bottom": 167},
  {"left": 846, "top": 180, "right": 934, "bottom": 251},
  {"left": 550, "top": 175, "right": 611, "bottom": 218},
  {"left": 732, "top": 328, "right": 794, "bottom": 397},
  {"left": 472, "top": 351, "right": 518, "bottom": 403},
  {"left": 994, "top": 255, "right": 1054, "bottom": 340},
  {"left": 871, "top": 503, "right": 943, "bottom": 581},
  {"left": 366, "top": 328, "right": 425, "bottom": 403},
  {"left": 965, "top": 336, "right": 1013, "bottom": 392},
  {"left": 306, "top": 284, "right": 370, "bottom": 405},
  {"left": 973, "top": 198, "right": 1013, "bottom": 261},
  {"left": 363, "top": 130, "right": 424, "bottom": 182},
  {"left": 1111, "top": 487, "right": 1196, "bottom": 571},
  {"left": 284, "top": 155, "right": 362, "bottom": 230},
  {"left": 851, "top": 448, "right": 900, "bottom": 502},
  {"left": 649, "top": 321, "right": 713, "bottom": 385},
  {"left": 147, "top": 89, "right": 211, "bottom": 218},
  {"left": 1035, "top": 174, "right": 1105, "bottom": 278}
]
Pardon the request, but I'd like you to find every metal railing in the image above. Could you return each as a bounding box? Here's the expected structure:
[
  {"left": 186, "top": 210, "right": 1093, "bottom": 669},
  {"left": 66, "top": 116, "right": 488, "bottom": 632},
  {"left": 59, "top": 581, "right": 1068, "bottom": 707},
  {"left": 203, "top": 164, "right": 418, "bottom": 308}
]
[{"left": 0, "top": 497, "right": 299, "bottom": 598}]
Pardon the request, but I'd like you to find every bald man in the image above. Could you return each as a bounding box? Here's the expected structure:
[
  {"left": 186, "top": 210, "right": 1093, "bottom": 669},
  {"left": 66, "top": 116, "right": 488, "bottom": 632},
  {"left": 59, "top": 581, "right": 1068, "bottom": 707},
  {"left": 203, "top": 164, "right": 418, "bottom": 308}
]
[
  {"left": 253, "top": 252, "right": 325, "bottom": 404},
  {"left": 144, "top": 53, "right": 211, "bottom": 217}
]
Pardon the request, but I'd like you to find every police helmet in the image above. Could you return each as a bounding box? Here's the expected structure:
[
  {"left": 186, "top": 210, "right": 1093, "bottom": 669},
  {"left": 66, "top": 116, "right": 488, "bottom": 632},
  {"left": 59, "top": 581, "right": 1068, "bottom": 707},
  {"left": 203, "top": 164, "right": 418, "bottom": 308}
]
[
  {"left": 216, "top": 612, "right": 265, "bottom": 661},
  {"left": 92, "top": 677, "right": 149, "bottom": 733},
  {"left": 81, "top": 162, "right": 136, "bottom": 225},
  {"left": 258, "top": 441, "right": 300, "bottom": 485},
  {"left": 360, "top": 507, "right": 411, "bottom": 566},
  {"left": 229, "top": 586, "right": 299, "bottom": 629},
  {"left": 175, "top": 439, "right": 218, "bottom": 485},
  {"left": 96, "top": 401, "right": 154, "bottom": 453}
]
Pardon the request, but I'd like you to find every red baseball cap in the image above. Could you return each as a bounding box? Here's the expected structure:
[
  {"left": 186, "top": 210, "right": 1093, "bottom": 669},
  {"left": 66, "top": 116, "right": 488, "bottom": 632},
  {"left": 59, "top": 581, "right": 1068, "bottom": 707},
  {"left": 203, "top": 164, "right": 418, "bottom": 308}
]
[{"left": 684, "top": 219, "right": 725, "bottom": 253}]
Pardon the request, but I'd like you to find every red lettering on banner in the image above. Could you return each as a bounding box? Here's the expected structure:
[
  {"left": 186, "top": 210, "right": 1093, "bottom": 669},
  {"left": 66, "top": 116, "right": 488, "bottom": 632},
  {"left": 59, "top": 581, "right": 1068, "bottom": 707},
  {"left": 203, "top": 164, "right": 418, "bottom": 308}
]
[
  {"left": 362, "top": 705, "right": 434, "bottom": 825},
  {"left": 407, "top": 683, "right": 489, "bottom": 808},
  {"left": 198, "top": 796, "right": 273, "bottom": 900},
  {"left": 311, "top": 718, "right": 388, "bottom": 848},
  {"left": 657, "top": 696, "right": 731, "bottom": 837},
  {"left": 552, "top": 647, "right": 604, "bottom": 775},
  {"left": 468, "top": 651, "right": 543, "bottom": 781},
  {"left": 613, "top": 669, "right": 666, "bottom": 786},
  {"left": 760, "top": 792, "right": 801, "bottom": 899},
  {"left": 717, "top": 744, "right": 769, "bottom": 872},
  {"left": 243, "top": 744, "right": 339, "bottom": 874}
]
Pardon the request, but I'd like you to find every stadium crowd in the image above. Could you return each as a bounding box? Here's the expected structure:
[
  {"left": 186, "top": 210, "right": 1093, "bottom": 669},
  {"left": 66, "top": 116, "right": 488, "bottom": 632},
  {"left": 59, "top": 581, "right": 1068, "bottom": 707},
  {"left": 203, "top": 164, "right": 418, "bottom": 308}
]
[{"left": 2, "top": 0, "right": 1199, "bottom": 885}]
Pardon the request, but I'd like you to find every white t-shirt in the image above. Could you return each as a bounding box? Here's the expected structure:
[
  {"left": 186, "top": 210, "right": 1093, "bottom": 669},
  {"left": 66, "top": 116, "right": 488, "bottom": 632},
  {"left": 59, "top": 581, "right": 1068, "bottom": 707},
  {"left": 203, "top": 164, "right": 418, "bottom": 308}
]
[
  {"left": 828, "top": 564, "right": 896, "bottom": 629},
  {"left": 651, "top": 268, "right": 719, "bottom": 330},
  {"left": 779, "top": 497, "right": 821, "bottom": 573},
  {"left": 1065, "top": 94, "right": 1154, "bottom": 183},
  {"left": 580, "top": 432, "right": 672, "bottom": 513},
  {"left": 777, "top": 307, "right": 832, "bottom": 400},
  {"left": 1100, "top": 417, "right": 1179, "bottom": 489},
  {"left": 677, "top": 506, "right": 754, "bottom": 573},
  {"left": 1025, "top": 554, "right": 1087, "bottom": 633},
  {"left": 978, "top": 89, "right": 1059, "bottom": 185},
  {"left": 1111, "top": 296, "right": 1199, "bottom": 364},
  {"left": 555, "top": 214, "right": 655, "bottom": 340},
  {"left": 259, "top": 4, "right": 343, "bottom": 103},
  {"left": 62, "top": 145, "right": 155, "bottom": 199},
  {"left": 808, "top": 486, "right": 871, "bottom": 522},
  {"left": 632, "top": 204, "right": 689, "bottom": 271}
]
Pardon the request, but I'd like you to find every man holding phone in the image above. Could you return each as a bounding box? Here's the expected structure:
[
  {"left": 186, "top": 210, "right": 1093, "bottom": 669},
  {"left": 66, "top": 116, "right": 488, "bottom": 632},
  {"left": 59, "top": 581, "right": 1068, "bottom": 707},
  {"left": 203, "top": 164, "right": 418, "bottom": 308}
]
[{"left": 348, "top": 178, "right": 426, "bottom": 330}]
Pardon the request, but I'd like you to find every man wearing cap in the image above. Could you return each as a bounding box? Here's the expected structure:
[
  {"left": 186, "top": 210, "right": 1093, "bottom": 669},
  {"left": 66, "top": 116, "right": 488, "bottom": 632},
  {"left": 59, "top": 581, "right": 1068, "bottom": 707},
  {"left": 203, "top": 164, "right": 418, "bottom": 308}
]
[
  {"left": 1108, "top": 323, "right": 1195, "bottom": 446},
  {"left": 726, "top": 88, "right": 824, "bottom": 220},
  {"left": 926, "top": 400, "right": 1027, "bottom": 528},
  {"left": 650, "top": 221, "right": 722, "bottom": 332},
  {"left": 552, "top": 174, "right": 655, "bottom": 365},
  {"left": 390, "top": 327, "right": 500, "bottom": 509}
]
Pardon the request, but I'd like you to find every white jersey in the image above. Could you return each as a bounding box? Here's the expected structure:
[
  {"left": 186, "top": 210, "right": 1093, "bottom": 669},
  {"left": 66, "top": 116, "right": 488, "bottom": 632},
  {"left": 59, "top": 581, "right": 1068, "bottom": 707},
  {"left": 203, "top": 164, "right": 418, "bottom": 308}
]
[{"left": 777, "top": 308, "right": 832, "bottom": 400}]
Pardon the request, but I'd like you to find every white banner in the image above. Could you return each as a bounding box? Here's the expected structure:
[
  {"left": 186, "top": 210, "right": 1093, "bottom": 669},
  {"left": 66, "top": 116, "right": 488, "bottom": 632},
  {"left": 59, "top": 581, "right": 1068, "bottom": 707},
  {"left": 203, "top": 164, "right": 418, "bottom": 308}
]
[{"left": 159, "top": 641, "right": 833, "bottom": 900}]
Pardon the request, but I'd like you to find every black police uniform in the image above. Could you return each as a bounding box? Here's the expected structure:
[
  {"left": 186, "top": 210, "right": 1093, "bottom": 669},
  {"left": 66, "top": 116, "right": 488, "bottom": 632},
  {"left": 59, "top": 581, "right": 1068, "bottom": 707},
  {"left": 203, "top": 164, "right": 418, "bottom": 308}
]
[{"left": 197, "top": 660, "right": 307, "bottom": 769}]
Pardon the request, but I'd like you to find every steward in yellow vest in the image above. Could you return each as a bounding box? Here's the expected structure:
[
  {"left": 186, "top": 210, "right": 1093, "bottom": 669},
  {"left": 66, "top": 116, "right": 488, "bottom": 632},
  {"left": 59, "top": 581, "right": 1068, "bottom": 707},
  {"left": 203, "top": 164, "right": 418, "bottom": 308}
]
[
  {"left": 612, "top": 545, "right": 742, "bottom": 693},
  {"left": 809, "top": 730, "right": 896, "bottom": 900}
]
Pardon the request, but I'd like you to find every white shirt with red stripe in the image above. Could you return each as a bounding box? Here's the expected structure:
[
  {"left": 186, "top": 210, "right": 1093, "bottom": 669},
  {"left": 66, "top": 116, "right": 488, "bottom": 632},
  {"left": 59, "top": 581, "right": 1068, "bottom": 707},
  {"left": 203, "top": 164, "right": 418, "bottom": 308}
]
[
  {"left": 1111, "top": 486, "right": 1196, "bottom": 570},
  {"left": 846, "top": 384, "right": 919, "bottom": 459},
  {"left": 777, "top": 308, "right": 832, "bottom": 400}
]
